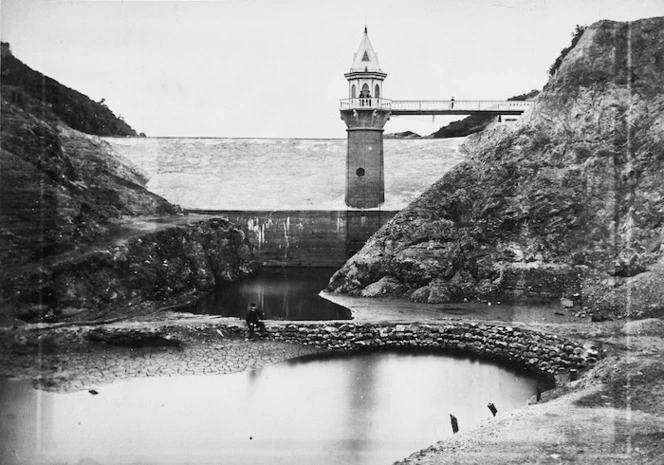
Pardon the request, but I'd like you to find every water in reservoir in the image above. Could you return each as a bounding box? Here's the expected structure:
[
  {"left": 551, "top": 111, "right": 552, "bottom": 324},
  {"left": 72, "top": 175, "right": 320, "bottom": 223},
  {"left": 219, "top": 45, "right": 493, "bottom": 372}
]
[
  {"left": 184, "top": 267, "right": 352, "bottom": 320},
  {"left": 0, "top": 352, "right": 548, "bottom": 465}
]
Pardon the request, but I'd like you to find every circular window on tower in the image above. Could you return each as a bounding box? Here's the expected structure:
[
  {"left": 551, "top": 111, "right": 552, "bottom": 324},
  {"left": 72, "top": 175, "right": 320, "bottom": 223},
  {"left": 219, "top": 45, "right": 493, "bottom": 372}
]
[{"left": 356, "top": 168, "right": 365, "bottom": 177}]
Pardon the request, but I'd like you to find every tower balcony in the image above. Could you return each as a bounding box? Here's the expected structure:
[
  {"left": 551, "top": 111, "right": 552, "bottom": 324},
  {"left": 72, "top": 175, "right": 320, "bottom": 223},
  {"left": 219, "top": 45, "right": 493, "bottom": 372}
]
[{"left": 340, "top": 98, "right": 393, "bottom": 111}]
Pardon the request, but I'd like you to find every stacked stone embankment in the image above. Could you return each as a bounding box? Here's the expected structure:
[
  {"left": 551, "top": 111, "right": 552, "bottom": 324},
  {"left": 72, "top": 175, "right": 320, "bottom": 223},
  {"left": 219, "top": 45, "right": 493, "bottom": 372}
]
[
  {"left": 2, "top": 320, "right": 598, "bottom": 392},
  {"left": 228, "top": 321, "right": 597, "bottom": 376}
]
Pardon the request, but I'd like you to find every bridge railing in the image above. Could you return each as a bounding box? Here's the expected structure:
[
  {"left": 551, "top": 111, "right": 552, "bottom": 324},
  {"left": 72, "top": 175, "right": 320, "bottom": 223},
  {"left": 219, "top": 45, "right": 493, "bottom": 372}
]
[
  {"left": 390, "top": 100, "right": 535, "bottom": 112},
  {"left": 340, "top": 98, "right": 393, "bottom": 110},
  {"left": 340, "top": 98, "right": 535, "bottom": 113}
]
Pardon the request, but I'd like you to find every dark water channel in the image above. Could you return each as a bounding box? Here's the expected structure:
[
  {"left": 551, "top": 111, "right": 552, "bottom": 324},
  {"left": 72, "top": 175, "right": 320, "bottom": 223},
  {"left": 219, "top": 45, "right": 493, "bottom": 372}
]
[
  {"left": 0, "top": 352, "right": 548, "bottom": 465},
  {"left": 184, "top": 267, "right": 352, "bottom": 320}
]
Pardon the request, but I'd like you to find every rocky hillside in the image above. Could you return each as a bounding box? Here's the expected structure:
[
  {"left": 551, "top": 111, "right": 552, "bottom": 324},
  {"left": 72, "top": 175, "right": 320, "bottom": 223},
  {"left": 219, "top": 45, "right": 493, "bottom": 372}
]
[
  {"left": 0, "top": 98, "right": 179, "bottom": 268},
  {"left": 385, "top": 131, "right": 422, "bottom": 139},
  {"left": 430, "top": 90, "right": 540, "bottom": 139},
  {"left": 328, "top": 17, "right": 664, "bottom": 318},
  {"left": 1, "top": 42, "right": 137, "bottom": 136},
  {"left": 0, "top": 47, "right": 257, "bottom": 322},
  {"left": 2, "top": 218, "right": 257, "bottom": 322}
]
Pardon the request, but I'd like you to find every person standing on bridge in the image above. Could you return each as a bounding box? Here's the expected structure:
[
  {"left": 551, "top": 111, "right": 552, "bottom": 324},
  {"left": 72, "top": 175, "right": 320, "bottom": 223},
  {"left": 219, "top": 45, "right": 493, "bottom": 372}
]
[{"left": 450, "top": 96, "right": 455, "bottom": 109}]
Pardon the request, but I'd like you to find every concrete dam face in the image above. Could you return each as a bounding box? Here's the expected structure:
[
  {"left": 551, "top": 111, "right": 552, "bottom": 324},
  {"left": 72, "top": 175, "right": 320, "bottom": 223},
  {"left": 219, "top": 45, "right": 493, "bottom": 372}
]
[
  {"left": 193, "top": 209, "right": 396, "bottom": 267},
  {"left": 107, "top": 137, "right": 466, "bottom": 265}
]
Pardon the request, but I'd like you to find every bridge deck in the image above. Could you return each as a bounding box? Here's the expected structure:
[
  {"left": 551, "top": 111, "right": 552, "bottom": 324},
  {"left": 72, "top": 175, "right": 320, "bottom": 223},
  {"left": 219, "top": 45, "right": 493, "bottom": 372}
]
[{"left": 340, "top": 98, "right": 535, "bottom": 116}]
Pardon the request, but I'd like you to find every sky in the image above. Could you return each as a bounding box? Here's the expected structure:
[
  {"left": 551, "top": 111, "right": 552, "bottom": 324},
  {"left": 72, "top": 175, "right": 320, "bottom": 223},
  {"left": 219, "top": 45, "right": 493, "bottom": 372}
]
[{"left": 2, "top": 0, "right": 663, "bottom": 138}]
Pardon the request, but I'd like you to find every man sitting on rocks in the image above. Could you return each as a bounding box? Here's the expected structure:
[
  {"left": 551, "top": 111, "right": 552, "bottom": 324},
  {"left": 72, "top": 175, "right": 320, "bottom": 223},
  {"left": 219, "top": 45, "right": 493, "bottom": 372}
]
[{"left": 245, "top": 303, "right": 266, "bottom": 338}]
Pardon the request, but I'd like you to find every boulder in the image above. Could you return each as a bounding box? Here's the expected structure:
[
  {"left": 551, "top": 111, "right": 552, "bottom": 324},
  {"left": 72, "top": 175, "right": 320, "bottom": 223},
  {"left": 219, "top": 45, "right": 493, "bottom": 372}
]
[{"left": 361, "top": 276, "right": 405, "bottom": 297}]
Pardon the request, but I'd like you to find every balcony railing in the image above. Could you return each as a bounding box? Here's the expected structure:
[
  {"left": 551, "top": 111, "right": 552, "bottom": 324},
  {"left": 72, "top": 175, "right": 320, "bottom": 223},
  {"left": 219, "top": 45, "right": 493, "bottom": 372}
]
[{"left": 340, "top": 98, "right": 393, "bottom": 110}]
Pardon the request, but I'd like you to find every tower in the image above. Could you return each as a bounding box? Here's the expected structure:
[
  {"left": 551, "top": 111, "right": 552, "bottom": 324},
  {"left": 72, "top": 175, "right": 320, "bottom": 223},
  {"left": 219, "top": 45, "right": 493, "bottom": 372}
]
[{"left": 340, "top": 27, "right": 391, "bottom": 209}]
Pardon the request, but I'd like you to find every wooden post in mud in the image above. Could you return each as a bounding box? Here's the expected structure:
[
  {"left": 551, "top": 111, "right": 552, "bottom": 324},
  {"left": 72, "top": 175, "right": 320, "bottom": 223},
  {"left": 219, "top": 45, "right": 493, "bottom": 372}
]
[
  {"left": 487, "top": 402, "right": 497, "bottom": 416},
  {"left": 450, "top": 414, "right": 459, "bottom": 433}
]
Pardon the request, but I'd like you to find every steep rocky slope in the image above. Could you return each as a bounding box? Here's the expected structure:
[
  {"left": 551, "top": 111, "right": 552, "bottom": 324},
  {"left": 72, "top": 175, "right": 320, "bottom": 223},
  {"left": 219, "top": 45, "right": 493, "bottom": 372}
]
[
  {"left": 0, "top": 47, "right": 257, "bottom": 322},
  {"left": 328, "top": 17, "right": 664, "bottom": 318},
  {"left": 2, "top": 218, "right": 256, "bottom": 322},
  {"left": 0, "top": 99, "right": 178, "bottom": 267},
  {"left": 1, "top": 42, "right": 137, "bottom": 136}
]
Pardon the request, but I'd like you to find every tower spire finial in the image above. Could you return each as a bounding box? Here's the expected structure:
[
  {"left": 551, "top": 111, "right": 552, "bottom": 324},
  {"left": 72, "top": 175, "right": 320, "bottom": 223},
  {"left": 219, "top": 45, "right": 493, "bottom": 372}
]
[{"left": 364, "top": 25, "right": 368, "bottom": 34}]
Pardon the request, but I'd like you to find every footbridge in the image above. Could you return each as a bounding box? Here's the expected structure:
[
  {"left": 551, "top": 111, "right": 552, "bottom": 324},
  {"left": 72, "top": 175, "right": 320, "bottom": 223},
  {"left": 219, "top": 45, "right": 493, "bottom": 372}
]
[{"left": 339, "top": 98, "right": 534, "bottom": 116}]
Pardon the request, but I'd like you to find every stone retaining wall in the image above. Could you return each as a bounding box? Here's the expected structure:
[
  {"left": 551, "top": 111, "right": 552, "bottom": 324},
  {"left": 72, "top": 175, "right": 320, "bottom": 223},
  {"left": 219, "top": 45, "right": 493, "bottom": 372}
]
[{"left": 226, "top": 321, "right": 599, "bottom": 377}]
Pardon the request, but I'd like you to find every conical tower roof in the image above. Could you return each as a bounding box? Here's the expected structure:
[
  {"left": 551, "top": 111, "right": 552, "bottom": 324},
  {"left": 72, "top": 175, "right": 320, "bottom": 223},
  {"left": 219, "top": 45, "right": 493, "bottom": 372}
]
[{"left": 350, "top": 27, "right": 382, "bottom": 72}]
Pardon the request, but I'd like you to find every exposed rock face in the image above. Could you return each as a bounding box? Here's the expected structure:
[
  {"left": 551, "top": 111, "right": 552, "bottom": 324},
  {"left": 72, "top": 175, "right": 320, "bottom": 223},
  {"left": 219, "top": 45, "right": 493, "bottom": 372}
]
[
  {"left": 0, "top": 48, "right": 257, "bottom": 322},
  {"left": 2, "top": 219, "right": 257, "bottom": 322},
  {"left": 0, "top": 100, "right": 179, "bottom": 267},
  {"left": 328, "top": 18, "right": 664, "bottom": 317}
]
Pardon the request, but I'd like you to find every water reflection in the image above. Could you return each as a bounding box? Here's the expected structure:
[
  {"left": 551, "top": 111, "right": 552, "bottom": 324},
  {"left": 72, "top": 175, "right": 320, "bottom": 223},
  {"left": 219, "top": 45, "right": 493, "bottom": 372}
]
[
  {"left": 0, "top": 352, "right": 547, "bottom": 465},
  {"left": 187, "top": 267, "right": 351, "bottom": 320}
]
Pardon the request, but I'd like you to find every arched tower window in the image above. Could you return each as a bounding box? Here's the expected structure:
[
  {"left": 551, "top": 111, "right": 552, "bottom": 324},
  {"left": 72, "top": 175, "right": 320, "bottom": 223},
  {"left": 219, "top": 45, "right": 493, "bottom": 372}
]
[
  {"left": 361, "top": 83, "right": 370, "bottom": 98},
  {"left": 351, "top": 84, "right": 356, "bottom": 98},
  {"left": 374, "top": 84, "right": 380, "bottom": 98}
]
